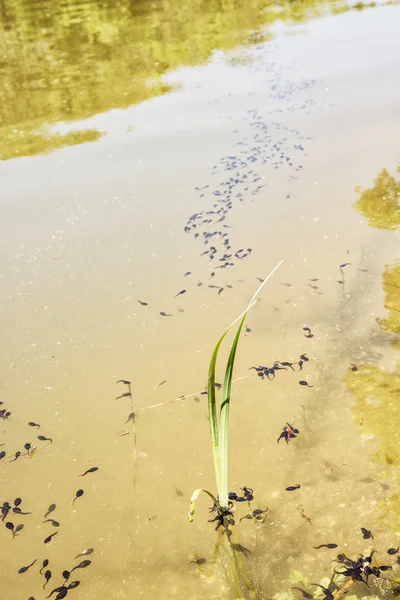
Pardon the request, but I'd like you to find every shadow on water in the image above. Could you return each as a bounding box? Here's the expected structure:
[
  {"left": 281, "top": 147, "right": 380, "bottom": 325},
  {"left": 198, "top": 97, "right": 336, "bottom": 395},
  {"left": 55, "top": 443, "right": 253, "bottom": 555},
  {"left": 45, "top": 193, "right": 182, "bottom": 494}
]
[{"left": 0, "top": 0, "right": 379, "bottom": 160}]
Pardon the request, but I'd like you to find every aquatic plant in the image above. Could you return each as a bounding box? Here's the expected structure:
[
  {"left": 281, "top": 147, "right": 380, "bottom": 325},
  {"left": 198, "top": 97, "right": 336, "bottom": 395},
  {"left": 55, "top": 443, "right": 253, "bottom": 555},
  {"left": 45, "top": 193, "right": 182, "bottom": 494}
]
[{"left": 187, "top": 261, "right": 282, "bottom": 597}]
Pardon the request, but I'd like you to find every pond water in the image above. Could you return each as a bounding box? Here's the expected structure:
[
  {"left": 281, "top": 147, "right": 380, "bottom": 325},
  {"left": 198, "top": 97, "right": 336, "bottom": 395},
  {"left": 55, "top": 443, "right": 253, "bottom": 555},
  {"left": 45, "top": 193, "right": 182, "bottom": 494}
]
[{"left": 1, "top": 0, "right": 400, "bottom": 599}]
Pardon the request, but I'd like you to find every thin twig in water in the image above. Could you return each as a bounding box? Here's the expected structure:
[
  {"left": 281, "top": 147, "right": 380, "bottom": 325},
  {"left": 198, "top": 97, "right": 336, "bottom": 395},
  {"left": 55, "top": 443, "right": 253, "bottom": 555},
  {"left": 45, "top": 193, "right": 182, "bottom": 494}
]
[{"left": 135, "top": 374, "right": 250, "bottom": 414}]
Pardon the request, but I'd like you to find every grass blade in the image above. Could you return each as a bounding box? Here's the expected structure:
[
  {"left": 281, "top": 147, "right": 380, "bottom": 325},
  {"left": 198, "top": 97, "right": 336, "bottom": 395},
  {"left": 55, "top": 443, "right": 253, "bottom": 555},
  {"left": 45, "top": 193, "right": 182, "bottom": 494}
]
[
  {"left": 188, "top": 488, "right": 219, "bottom": 523},
  {"left": 218, "top": 314, "right": 246, "bottom": 508}
]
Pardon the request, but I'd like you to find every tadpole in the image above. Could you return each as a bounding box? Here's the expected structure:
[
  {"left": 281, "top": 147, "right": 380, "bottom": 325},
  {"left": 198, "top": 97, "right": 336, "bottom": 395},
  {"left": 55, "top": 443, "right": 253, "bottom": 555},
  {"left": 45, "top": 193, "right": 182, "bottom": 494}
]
[
  {"left": 75, "top": 547, "right": 94, "bottom": 559},
  {"left": 189, "top": 558, "right": 206, "bottom": 566},
  {"left": 40, "top": 559, "right": 49, "bottom": 574},
  {"left": 361, "top": 527, "right": 373, "bottom": 539},
  {"left": 18, "top": 559, "right": 37, "bottom": 574},
  {"left": 43, "top": 569, "right": 52, "bottom": 589},
  {"left": 43, "top": 519, "right": 60, "bottom": 527},
  {"left": 28, "top": 422, "right": 41, "bottom": 428},
  {"left": 44, "top": 504, "right": 56, "bottom": 518},
  {"left": 72, "top": 490, "right": 84, "bottom": 505},
  {"left": 299, "top": 381, "right": 313, "bottom": 387},
  {"left": 79, "top": 467, "right": 98, "bottom": 477},
  {"left": 44, "top": 532, "right": 58, "bottom": 544},
  {"left": 70, "top": 559, "right": 91, "bottom": 573}
]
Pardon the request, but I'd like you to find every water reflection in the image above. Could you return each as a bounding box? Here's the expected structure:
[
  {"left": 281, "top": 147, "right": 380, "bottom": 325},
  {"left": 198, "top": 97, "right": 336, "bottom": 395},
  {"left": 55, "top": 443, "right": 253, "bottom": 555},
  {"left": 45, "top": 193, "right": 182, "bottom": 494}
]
[
  {"left": 0, "top": 0, "right": 374, "bottom": 161},
  {"left": 348, "top": 166, "right": 400, "bottom": 531},
  {"left": 354, "top": 165, "right": 400, "bottom": 230}
]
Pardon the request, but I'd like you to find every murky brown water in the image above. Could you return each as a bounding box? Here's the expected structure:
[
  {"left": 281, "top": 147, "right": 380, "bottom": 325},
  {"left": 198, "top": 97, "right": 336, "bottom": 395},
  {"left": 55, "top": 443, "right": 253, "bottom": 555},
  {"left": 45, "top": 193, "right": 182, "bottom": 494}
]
[{"left": 1, "top": 0, "right": 400, "bottom": 599}]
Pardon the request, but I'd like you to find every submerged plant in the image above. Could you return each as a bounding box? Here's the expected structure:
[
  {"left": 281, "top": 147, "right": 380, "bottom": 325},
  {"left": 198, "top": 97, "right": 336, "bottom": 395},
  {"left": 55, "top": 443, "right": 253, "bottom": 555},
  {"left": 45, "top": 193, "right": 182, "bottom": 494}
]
[{"left": 188, "top": 261, "right": 283, "bottom": 598}]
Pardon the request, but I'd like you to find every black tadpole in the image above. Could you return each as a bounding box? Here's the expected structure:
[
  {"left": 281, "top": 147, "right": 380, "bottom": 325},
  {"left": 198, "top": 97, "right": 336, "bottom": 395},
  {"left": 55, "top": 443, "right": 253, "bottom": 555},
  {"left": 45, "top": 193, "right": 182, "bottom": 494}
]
[
  {"left": 303, "top": 327, "right": 314, "bottom": 338},
  {"left": 137, "top": 300, "right": 148, "bottom": 306},
  {"left": 286, "top": 485, "right": 301, "bottom": 491},
  {"left": 5, "top": 521, "right": 14, "bottom": 533},
  {"left": 313, "top": 543, "right": 338, "bottom": 549},
  {"left": 18, "top": 559, "right": 37, "bottom": 574},
  {"left": 62, "top": 570, "right": 70, "bottom": 582},
  {"left": 117, "top": 379, "right": 131, "bottom": 385},
  {"left": 14, "top": 524, "right": 24, "bottom": 537},
  {"left": 44, "top": 532, "right": 58, "bottom": 544},
  {"left": 38, "top": 435, "right": 53, "bottom": 443},
  {"left": 387, "top": 547, "right": 400, "bottom": 555},
  {"left": 174, "top": 289, "right": 186, "bottom": 298},
  {"left": 43, "top": 519, "right": 60, "bottom": 527},
  {"left": 0, "top": 451, "right": 6, "bottom": 459},
  {"left": 44, "top": 504, "right": 56, "bottom": 518},
  {"left": 160, "top": 312, "right": 172, "bottom": 317},
  {"left": 67, "top": 581, "right": 80, "bottom": 590},
  {"left": 189, "top": 558, "right": 206, "bottom": 566},
  {"left": 299, "top": 380, "right": 313, "bottom": 387},
  {"left": 28, "top": 422, "right": 41, "bottom": 428},
  {"left": 40, "top": 559, "right": 49, "bottom": 574},
  {"left": 70, "top": 559, "right": 91, "bottom": 573},
  {"left": 361, "top": 527, "right": 373, "bottom": 539},
  {"left": 79, "top": 467, "right": 98, "bottom": 477},
  {"left": 43, "top": 569, "right": 52, "bottom": 589},
  {"left": 72, "top": 490, "right": 84, "bottom": 505}
]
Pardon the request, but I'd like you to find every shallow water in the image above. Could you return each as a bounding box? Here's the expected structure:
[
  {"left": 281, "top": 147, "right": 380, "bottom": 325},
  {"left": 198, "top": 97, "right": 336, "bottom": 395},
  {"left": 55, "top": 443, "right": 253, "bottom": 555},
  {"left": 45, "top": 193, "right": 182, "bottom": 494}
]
[{"left": 1, "top": 0, "right": 400, "bottom": 599}]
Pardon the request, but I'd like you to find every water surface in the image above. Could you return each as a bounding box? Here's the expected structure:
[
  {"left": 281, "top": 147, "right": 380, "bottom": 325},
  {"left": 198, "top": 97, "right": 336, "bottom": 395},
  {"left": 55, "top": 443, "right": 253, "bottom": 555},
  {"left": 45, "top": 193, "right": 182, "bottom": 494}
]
[{"left": 1, "top": 0, "right": 400, "bottom": 599}]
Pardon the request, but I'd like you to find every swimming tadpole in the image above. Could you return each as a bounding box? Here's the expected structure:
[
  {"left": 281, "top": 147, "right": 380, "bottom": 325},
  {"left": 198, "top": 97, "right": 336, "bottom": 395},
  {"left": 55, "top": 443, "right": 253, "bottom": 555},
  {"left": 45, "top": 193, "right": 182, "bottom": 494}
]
[
  {"left": 62, "top": 570, "right": 70, "bottom": 582},
  {"left": 43, "top": 519, "right": 60, "bottom": 527},
  {"left": 40, "top": 559, "right": 49, "bottom": 574},
  {"left": 44, "top": 504, "right": 56, "bottom": 518},
  {"left": 67, "top": 581, "right": 80, "bottom": 590},
  {"left": 18, "top": 559, "right": 37, "bottom": 574},
  {"left": 79, "top": 467, "right": 98, "bottom": 477},
  {"left": 72, "top": 490, "right": 84, "bottom": 505},
  {"left": 44, "top": 532, "right": 58, "bottom": 544},
  {"left": 75, "top": 547, "right": 94, "bottom": 560},
  {"left": 70, "top": 559, "right": 91, "bottom": 573},
  {"left": 28, "top": 422, "right": 40, "bottom": 428},
  {"left": 299, "top": 381, "right": 313, "bottom": 388},
  {"left": 38, "top": 435, "right": 53, "bottom": 444},
  {"left": 43, "top": 569, "right": 52, "bottom": 589}
]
